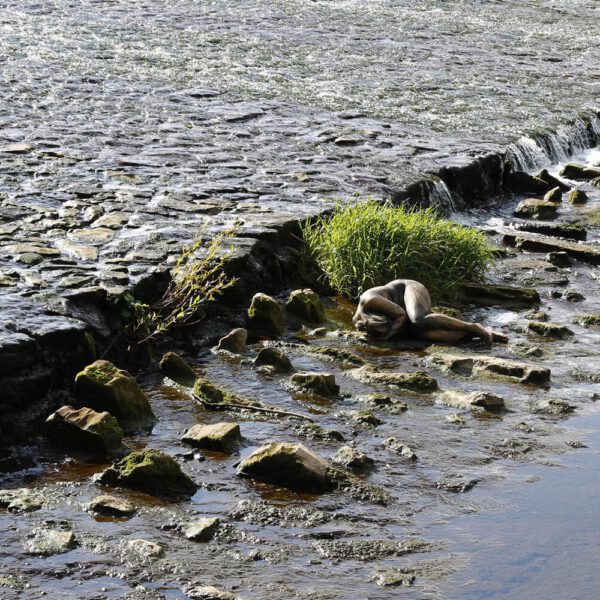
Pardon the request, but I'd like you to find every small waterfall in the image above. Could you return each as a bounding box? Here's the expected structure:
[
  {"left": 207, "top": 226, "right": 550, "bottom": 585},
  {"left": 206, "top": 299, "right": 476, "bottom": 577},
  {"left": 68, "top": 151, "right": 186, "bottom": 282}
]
[
  {"left": 506, "top": 110, "right": 600, "bottom": 173},
  {"left": 424, "top": 177, "right": 461, "bottom": 214}
]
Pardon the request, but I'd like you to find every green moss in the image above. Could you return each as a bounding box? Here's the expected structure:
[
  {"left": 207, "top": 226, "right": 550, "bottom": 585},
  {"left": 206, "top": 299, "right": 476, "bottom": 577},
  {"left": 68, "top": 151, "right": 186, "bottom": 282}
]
[{"left": 286, "top": 289, "right": 326, "bottom": 323}]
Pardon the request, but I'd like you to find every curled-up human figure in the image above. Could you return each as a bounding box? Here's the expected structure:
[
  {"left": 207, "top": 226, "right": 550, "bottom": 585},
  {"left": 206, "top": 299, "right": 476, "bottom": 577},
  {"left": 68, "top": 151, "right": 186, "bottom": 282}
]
[{"left": 352, "top": 279, "right": 508, "bottom": 344}]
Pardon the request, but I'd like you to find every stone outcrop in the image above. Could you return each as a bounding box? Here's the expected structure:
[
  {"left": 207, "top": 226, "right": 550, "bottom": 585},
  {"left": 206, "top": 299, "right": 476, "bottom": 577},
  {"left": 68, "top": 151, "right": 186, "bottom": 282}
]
[
  {"left": 237, "top": 442, "right": 333, "bottom": 492},
  {"left": 74, "top": 360, "right": 157, "bottom": 433},
  {"left": 431, "top": 353, "right": 550, "bottom": 385},
  {"left": 503, "top": 231, "right": 600, "bottom": 264},
  {"left": 505, "top": 171, "right": 552, "bottom": 194},
  {"left": 100, "top": 449, "right": 198, "bottom": 499},
  {"left": 46, "top": 405, "right": 126, "bottom": 456},
  {"left": 181, "top": 422, "right": 242, "bottom": 452},
  {"left": 159, "top": 352, "right": 197, "bottom": 387},
  {"left": 285, "top": 289, "right": 326, "bottom": 323}
]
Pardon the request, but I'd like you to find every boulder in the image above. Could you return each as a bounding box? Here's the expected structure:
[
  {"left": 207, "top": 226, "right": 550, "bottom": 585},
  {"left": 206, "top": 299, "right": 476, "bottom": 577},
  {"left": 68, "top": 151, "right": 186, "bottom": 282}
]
[
  {"left": 438, "top": 390, "right": 506, "bottom": 412},
  {"left": 100, "top": 449, "right": 198, "bottom": 499},
  {"left": 247, "top": 293, "right": 285, "bottom": 336},
  {"left": 431, "top": 353, "right": 550, "bottom": 385},
  {"left": 181, "top": 422, "right": 242, "bottom": 452},
  {"left": 527, "top": 321, "right": 573, "bottom": 339},
  {"left": 567, "top": 189, "right": 588, "bottom": 205},
  {"left": 505, "top": 171, "right": 552, "bottom": 194},
  {"left": 25, "top": 528, "right": 75, "bottom": 556},
  {"left": 216, "top": 328, "right": 247, "bottom": 353},
  {"left": 253, "top": 347, "right": 293, "bottom": 373},
  {"left": 184, "top": 517, "right": 220, "bottom": 542},
  {"left": 289, "top": 372, "right": 339, "bottom": 396},
  {"left": 237, "top": 442, "right": 333, "bottom": 492},
  {"left": 333, "top": 445, "right": 375, "bottom": 470},
  {"left": 543, "top": 186, "right": 562, "bottom": 203},
  {"left": 350, "top": 366, "right": 438, "bottom": 393},
  {"left": 559, "top": 163, "right": 600, "bottom": 181},
  {"left": 159, "top": 352, "right": 196, "bottom": 387},
  {"left": 74, "top": 360, "right": 156, "bottom": 433},
  {"left": 46, "top": 405, "right": 126, "bottom": 456},
  {"left": 88, "top": 494, "right": 135, "bottom": 517},
  {"left": 513, "top": 199, "right": 558, "bottom": 219},
  {"left": 285, "top": 289, "right": 326, "bottom": 323}
]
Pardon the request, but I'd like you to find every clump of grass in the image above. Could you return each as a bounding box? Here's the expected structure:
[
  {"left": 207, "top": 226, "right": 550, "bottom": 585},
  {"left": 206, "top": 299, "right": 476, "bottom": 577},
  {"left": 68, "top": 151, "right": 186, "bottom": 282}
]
[
  {"left": 302, "top": 201, "right": 493, "bottom": 299},
  {"left": 131, "top": 231, "right": 237, "bottom": 343}
]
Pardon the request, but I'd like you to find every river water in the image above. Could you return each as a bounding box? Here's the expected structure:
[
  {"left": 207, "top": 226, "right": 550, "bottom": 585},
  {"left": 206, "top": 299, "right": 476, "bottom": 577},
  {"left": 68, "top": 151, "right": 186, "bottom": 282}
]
[{"left": 2, "top": 1, "right": 600, "bottom": 599}]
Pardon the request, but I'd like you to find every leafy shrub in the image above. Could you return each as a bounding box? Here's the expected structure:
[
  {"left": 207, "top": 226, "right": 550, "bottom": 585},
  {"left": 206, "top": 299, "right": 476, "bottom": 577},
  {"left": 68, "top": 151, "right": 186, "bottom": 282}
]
[
  {"left": 302, "top": 201, "right": 493, "bottom": 299},
  {"left": 131, "top": 232, "right": 237, "bottom": 343}
]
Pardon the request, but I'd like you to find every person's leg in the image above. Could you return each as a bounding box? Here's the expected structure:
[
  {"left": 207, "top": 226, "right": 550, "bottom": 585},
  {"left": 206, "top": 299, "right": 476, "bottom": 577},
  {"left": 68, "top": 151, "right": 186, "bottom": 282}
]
[{"left": 403, "top": 282, "right": 507, "bottom": 343}]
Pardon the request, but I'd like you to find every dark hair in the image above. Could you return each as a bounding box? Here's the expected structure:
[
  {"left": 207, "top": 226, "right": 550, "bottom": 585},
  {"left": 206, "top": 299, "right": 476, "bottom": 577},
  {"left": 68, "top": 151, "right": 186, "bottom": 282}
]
[{"left": 354, "top": 312, "right": 393, "bottom": 339}]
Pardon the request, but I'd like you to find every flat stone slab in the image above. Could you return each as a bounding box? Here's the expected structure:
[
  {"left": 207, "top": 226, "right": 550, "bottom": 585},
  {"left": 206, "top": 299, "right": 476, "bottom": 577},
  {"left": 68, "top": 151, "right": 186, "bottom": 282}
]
[
  {"left": 181, "top": 422, "right": 242, "bottom": 452},
  {"left": 503, "top": 231, "right": 600, "bottom": 264}
]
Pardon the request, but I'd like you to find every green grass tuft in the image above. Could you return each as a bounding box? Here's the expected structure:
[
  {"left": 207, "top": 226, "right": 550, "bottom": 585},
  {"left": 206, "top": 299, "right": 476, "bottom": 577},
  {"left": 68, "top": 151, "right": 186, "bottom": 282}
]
[{"left": 302, "top": 201, "right": 494, "bottom": 299}]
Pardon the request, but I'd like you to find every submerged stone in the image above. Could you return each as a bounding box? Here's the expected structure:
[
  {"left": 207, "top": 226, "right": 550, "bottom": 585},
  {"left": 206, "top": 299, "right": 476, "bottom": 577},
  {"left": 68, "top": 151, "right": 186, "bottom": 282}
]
[
  {"left": 285, "top": 288, "right": 326, "bottom": 323},
  {"left": 100, "top": 449, "right": 198, "bottom": 499},
  {"left": 184, "top": 517, "right": 220, "bottom": 542},
  {"left": 74, "top": 360, "right": 157, "bottom": 433},
  {"left": 438, "top": 390, "right": 506, "bottom": 412},
  {"left": 46, "top": 405, "right": 125, "bottom": 456},
  {"left": 527, "top": 320, "right": 573, "bottom": 339},
  {"left": 247, "top": 293, "right": 285, "bottom": 336},
  {"left": 514, "top": 199, "right": 558, "bottom": 219},
  {"left": 237, "top": 442, "right": 332, "bottom": 492},
  {"left": 185, "top": 586, "right": 237, "bottom": 600},
  {"left": 384, "top": 437, "right": 418, "bottom": 460},
  {"left": 159, "top": 352, "right": 196, "bottom": 387},
  {"left": 370, "top": 569, "right": 416, "bottom": 588},
  {"left": 350, "top": 366, "right": 438, "bottom": 393},
  {"left": 88, "top": 494, "right": 135, "bottom": 517},
  {"left": 293, "top": 423, "right": 344, "bottom": 441},
  {"left": 431, "top": 353, "right": 550, "bottom": 385},
  {"left": 253, "top": 347, "right": 293, "bottom": 373},
  {"left": 181, "top": 422, "right": 242, "bottom": 452},
  {"left": 289, "top": 372, "right": 340, "bottom": 396},
  {"left": 216, "top": 328, "right": 247, "bottom": 353}
]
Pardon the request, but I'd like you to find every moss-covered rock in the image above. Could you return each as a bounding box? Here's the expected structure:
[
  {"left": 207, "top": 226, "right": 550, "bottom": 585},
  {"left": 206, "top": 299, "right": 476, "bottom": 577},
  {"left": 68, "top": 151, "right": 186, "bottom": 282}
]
[
  {"left": 572, "top": 314, "right": 600, "bottom": 328},
  {"left": 216, "top": 328, "right": 247, "bottom": 353},
  {"left": 350, "top": 366, "right": 438, "bottom": 393},
  {"left": 514, "top": 199, "right": 558, "bottom": 219},
  {"left": 253, "top": 347, "right": 293, "bottom": 373},
  {"left": 181, "top": 422, "right": 242, "bottom": 452},
  {"left": 159, "top": 352, "right": 196, "bottom": 387},
  {"left": 100, "top": 449, "right": 198, "bottom": 499},
  {"left": 285, "top": 288, "right": 326, "bottom": 323},
  {"left": 559, "top": 163, "right": 600, "bottom": 181},
  {"left": 247, "top": 293, "right": 285, "bottom": 336},
  {"left": 527, "top": 320, "right": 573, "bottom": 339},
  {"left": 567, "top": 189, "right": 588, "bottom": 205},
  {"left": 46, "top": 405, "right": 126, "bottom": 456},
  {"left": 513, "top": 221, "right": 587, "bottom": 241},
  {"left": 237, "top": 442, "right": 333, "bottom": 492},
  {"left": 543, "top": 186, "right": 562, "bottom": 203},
  {"left": 74, "top": 360, "right": 156, "bottom": 433},
  {"left": 293, "top": 423, "right": 344, "bottom": 441},
  {"left": 289, "top": 372, "right": 340, "bottom": 396}
]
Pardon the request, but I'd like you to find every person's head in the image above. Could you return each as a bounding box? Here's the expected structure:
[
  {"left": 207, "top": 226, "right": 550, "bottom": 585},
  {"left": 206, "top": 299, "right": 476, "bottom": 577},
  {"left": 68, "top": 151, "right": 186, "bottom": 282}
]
[{"left": 354, "top": 312, "right": 394, "bottom": 340}]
